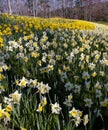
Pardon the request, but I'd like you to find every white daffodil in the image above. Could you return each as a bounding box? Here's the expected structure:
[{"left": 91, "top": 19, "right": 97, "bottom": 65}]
[
  {"left": 9, "top": 90, "right": 22, "bottom": 104},
  {"left": 18, "top": 77, "right": 28, "bottom": 88},
  {"left": 100, "top": 98, "right": 108, "bottom": 107},
  {"left": 51, "top": 102, "right": 62, "bottom": 114},
  {"left": 69, "top": 107, "right": 78, "bottom": 118},
  {"left": 84, "top": 98, "right": 93, "bottom": 108},
  {"left": 82, "top": 71, "right": 90, "bottom": 80}
]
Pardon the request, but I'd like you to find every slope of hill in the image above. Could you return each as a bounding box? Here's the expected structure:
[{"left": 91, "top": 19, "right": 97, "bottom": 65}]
[{"left": 0, "top": 14, "right": 108, "bottom": 130}]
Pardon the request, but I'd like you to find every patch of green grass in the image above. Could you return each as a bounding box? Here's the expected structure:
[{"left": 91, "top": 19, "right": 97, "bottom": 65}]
[{"left": 96, "top": 21, "right": 108, "bottom": 26}]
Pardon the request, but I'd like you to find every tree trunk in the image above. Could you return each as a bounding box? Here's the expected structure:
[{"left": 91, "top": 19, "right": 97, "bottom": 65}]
[
  {"left": 84, "top": 2, "right": 88, "bottom": 20},
  {"left": 33, "top": 0, "right": 35, "bottom": 17},
  {"left": 35, "top": 0, "right": 38, "bottom": 17},
  {"left": 7, "top": 0, "right": 12, "bottom": 14}
]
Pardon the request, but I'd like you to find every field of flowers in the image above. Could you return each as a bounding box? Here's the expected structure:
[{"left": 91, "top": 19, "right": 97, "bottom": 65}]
[{"left": 0, "top": 13, "right": 108, "bottom": 130}]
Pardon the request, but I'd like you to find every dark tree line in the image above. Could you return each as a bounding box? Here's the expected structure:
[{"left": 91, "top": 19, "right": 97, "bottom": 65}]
[{"left": 0, "top": 0, "right": 108, "bottom": 22}]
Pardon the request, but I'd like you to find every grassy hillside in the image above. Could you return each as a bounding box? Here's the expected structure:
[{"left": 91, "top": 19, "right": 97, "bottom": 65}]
[{"left": 0, "top": 14, "right": 108, "bottom": 130}]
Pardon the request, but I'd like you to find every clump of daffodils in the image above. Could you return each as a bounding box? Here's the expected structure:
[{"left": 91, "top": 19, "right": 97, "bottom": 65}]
[
  {"left": 37, "top": 82, "right": 51, "bottom": 94},
  {"left": 69, "top": 107, "right": 89, "bottom": 127},
  {"left": 16, "top": 77, "right": 38, "bottom": 88},
  {"left": 0, "top": 90, "right": 22, "bottom": 125},
  {"left": 16, "top": 77, "right": 51, "bottom": 95},
  {"left": 0, "top": 103, "right": 12, "bottom": 124}
]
